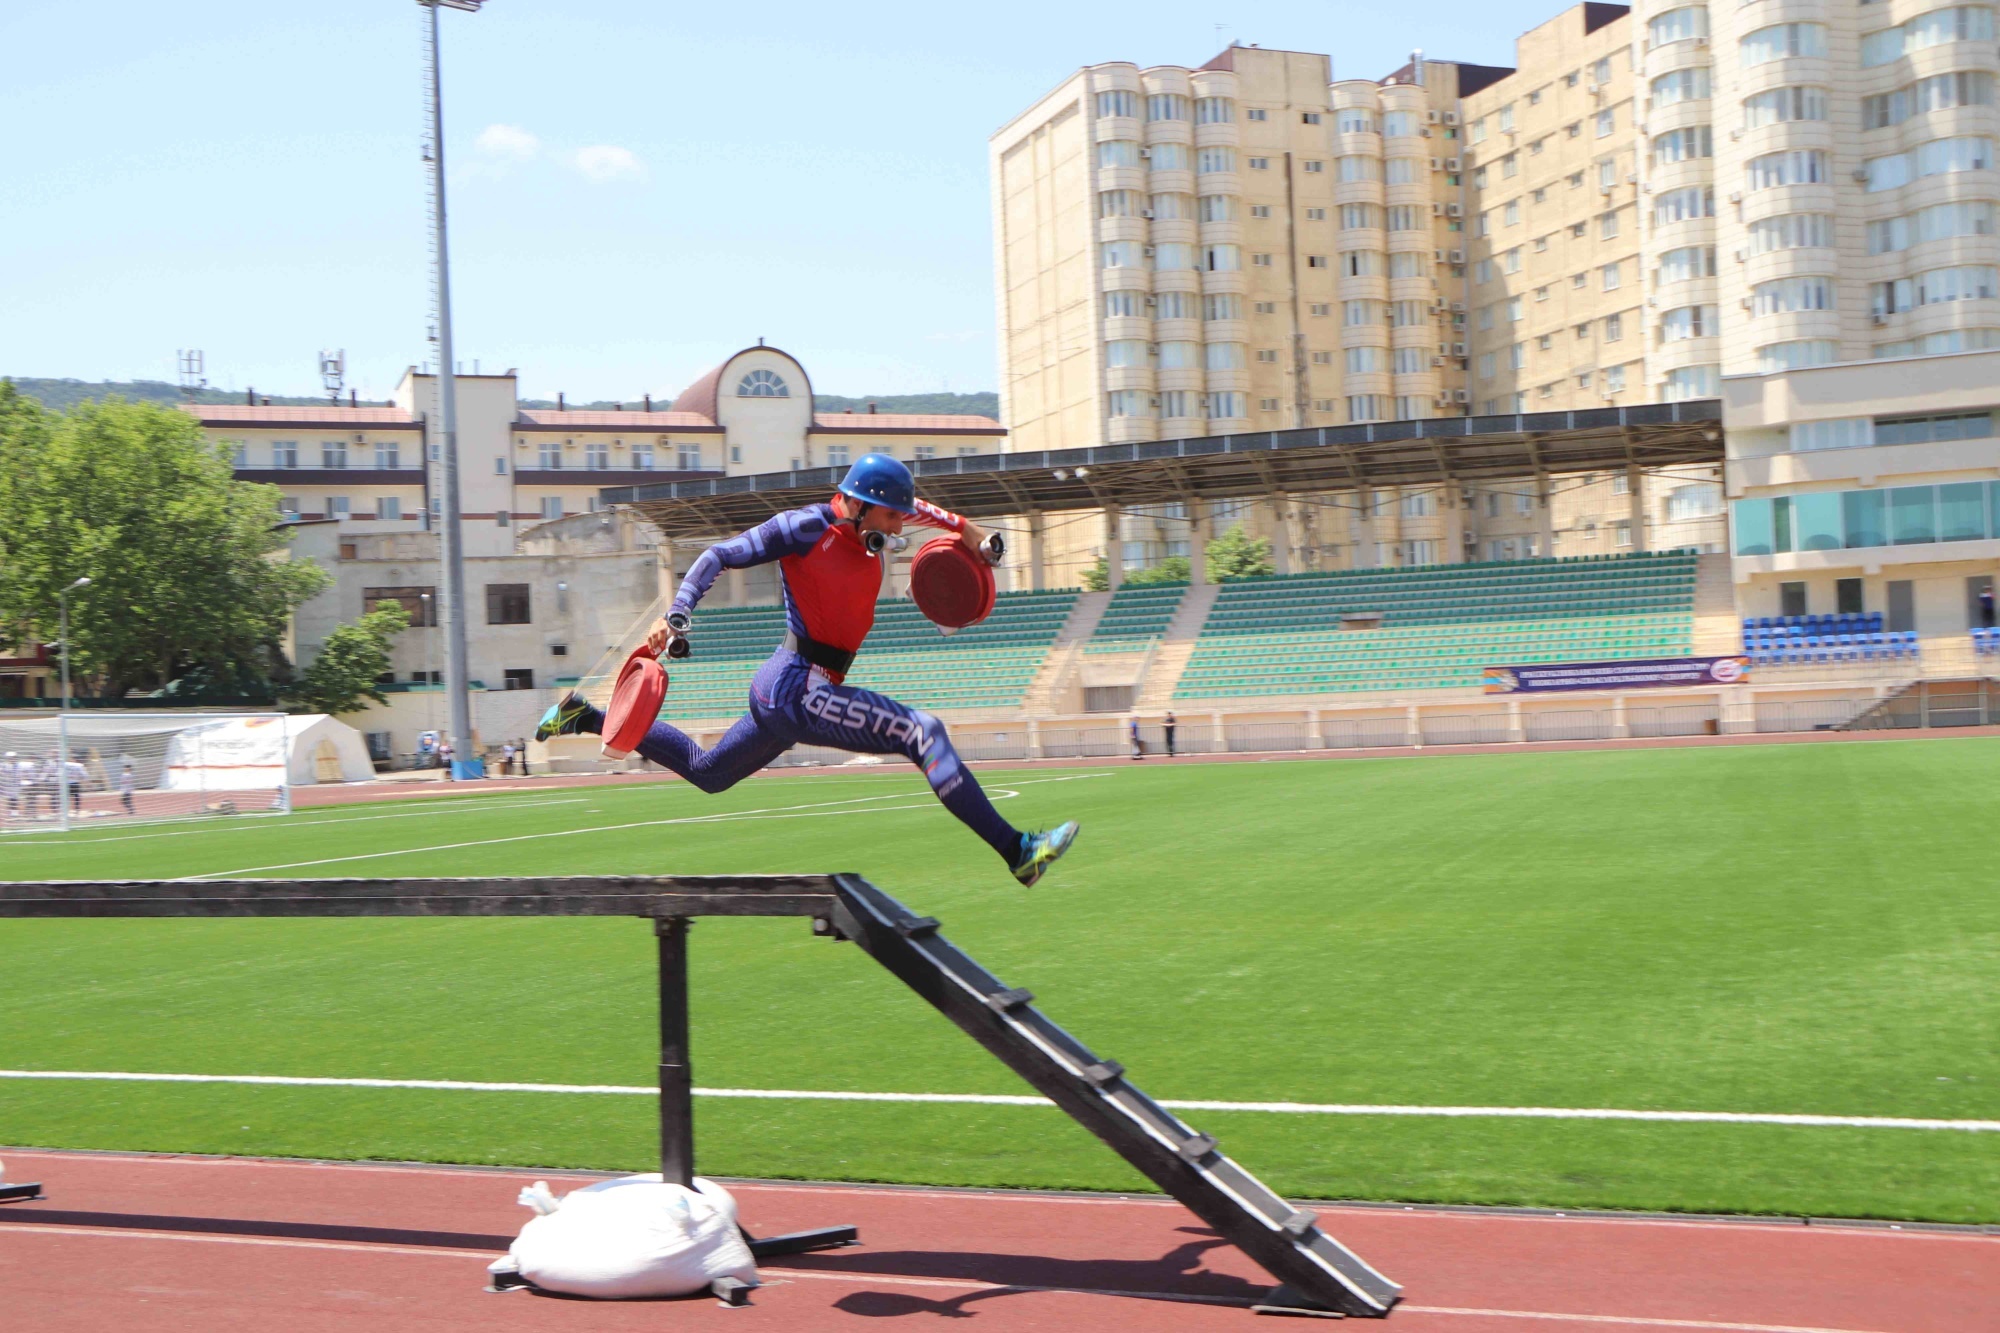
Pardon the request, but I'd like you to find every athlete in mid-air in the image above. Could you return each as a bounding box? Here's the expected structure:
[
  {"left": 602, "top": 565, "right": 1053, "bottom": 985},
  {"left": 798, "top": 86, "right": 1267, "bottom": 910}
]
[{"left": 537, "top": 453, "right": 1080, "bottom": 886}]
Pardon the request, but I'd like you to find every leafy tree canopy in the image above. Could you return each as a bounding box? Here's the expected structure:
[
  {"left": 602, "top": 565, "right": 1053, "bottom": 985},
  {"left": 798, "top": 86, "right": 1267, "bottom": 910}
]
[
  {"left": 287, "top": 600, "right": 410, "bottom": 716},
  {"left": 1207, "top": 526, "right": 1276, "bottom": 581},
  {"left": 0, "top": 386, "right": 330, "bottom": 699}
]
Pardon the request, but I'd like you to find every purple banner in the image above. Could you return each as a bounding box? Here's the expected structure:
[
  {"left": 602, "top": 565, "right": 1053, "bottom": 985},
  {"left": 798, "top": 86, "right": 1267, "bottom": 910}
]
[{"left": 1483, "top": 656, "right": 1750, "bottom": 694}]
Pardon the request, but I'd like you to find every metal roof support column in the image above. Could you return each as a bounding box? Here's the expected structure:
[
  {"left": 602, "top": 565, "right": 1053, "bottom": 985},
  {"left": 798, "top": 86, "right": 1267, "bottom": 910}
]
[
  {"left": 1440, "top": 484, "right": 1466, "bottom": 565},
  {"left": 1353, "top": 488, "right": 1377, "bottom": 569},
  {"left": 1026, "top": 510, "right": 1048, "bottom": 592},
  {"left": 1536, "top": 472, "right": 1556, "bottom": 559},
  {"left": 1102, "top": 504, "right": 1124, "bottom": 593},
  {"left": 1187, "top": 497, "right": 1210, "bottom": 585},
  {"left": 1626, "top": 464, "right": 1648, "bottom": 553},
  {"left": 1269, "top": 490, "right": 1293, "bottom": 576}
]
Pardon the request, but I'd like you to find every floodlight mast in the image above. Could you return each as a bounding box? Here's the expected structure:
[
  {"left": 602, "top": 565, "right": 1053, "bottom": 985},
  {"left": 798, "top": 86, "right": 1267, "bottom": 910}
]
[{"left": 419, "top": 0, "right": 482, "bottom": 777}]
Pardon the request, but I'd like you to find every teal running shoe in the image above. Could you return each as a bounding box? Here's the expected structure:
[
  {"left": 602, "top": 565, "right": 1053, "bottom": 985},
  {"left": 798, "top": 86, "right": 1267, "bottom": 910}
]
[
  {"left": 535, "top": 691, "right": 592, "bottom": 741},
  {"left": 1011, "top": 820, "right": 1080, "bottom": 888}
]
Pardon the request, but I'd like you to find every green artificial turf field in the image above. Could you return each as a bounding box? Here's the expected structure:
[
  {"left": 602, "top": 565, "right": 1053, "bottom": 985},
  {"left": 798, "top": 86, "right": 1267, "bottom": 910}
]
[{"left": 1, "top": 738, "right": 1996, "bottom": 1223}]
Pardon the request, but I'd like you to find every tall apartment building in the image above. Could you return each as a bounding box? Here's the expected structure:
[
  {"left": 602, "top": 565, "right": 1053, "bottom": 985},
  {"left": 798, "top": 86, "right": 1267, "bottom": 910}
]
[
  {"left": 1629, "top": 0, "right": 2000, "bottom": 631},
  {"left": 990, "top": 4, "right": 1726, "bottom": 582}
]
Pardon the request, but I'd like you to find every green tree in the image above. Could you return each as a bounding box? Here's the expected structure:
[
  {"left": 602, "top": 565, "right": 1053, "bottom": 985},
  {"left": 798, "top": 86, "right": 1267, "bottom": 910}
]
[
  {"left": 1080, "top": 554, "right": 1110, "bottom": 592},
  {"left": 0, "top": 392, "right": 329, "bottom": 698},
  {"left": 287, "top": 600, "right": 410, "bottom": 716},
  {"left": 1127, "top": 556, "right": 1190, "bottom": 586},
  {"left": 1207, "top": 526, "right": 1276, "bottom": 581}
]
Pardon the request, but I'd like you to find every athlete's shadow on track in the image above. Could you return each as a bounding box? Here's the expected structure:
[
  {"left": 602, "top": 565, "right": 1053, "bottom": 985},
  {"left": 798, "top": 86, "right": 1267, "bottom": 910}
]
[{"left": 813, "top": 1227, "right": 1261, "bottom": 1318}]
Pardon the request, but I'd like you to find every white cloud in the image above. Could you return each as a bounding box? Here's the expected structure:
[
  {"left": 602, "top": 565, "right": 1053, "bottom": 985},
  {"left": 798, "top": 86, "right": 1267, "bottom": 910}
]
[
  {"left": 570, "top": 145, "right": 646, "bottom": 184},
  {"left": 474, "top": 123, "right": 540, "bottom": 161}
]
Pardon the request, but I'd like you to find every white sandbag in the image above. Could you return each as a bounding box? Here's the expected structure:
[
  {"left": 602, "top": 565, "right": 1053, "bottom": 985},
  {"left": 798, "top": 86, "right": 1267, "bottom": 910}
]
[{"left": 489, "top": 1174, "right": 758, "bottom": 1299}]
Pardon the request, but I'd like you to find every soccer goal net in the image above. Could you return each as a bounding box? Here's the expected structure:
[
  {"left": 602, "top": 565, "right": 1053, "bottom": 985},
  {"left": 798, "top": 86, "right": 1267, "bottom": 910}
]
[{"left": 0, "top": 712, "right": 293, "bottom": 834}]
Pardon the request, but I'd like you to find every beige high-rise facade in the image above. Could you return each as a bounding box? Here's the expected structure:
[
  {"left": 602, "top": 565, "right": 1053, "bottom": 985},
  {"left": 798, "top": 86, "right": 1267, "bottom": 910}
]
[{"left": 990, "top": 4, "right": 1725, "bottom": 583}]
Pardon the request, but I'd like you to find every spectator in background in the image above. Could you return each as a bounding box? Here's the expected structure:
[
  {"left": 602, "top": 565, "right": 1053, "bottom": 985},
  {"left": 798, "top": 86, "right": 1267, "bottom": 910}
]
[
  {"left": 1128, "top": 714, "right": 1144, "bottom": 761},
  {"left": 1980, "top": 585, "right": 1995, "bottom": 629},
  {"left": 517, "top": 738, "right": 531, "bottom": 777},
  {"left": 1163, "top": 710, "right": 1177, "bottom": 758},
  {"left": 1, "top": 752, "right": 18, "bottom": 821},
  {"left": 501, "top": 740, "right": 517, "bottom": 776},
  {"left": 65, "top": 756, "right": 86, "bottom": 814},
  {"left": 117, "top": 756, "right": 135, "bottom": 816},
  {"left": 438, "top": 739, "right": 454, "bottom": 781}
]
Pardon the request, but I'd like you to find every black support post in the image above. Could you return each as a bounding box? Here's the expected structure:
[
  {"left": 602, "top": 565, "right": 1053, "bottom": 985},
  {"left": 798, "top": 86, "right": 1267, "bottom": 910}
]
[{"left": 656, "top": 915, "right": 695, "bottom": 1188}]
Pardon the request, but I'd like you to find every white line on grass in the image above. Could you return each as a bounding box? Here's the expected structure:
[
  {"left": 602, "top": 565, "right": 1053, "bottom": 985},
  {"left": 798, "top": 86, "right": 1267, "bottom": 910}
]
[
  {"left": 0, "top": 1070, "right": 1990, "bottom": 1133},
  {"left": 3, "top": 798, "right": 591, "bottom": 847},
  {"left": 176, "top": 772, "right": 1105, "bottom": 881}
]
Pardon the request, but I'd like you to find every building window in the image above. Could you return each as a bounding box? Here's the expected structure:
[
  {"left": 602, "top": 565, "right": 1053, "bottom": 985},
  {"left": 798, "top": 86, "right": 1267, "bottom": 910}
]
[
  {"left": 538, "top": 441, "right": 561, "bottom": 469},
  {"left": 1256, "top": 348, "right": 1280, "bottom": 363},
  {"left": 1247, "top": 156, "right": 1270, "bottom": 170},
  {"left": 377, "top": 497, "right": 401, "bottom": 521},
  {"left": 736, "top": 368, "right": 789, "bottom": 397},
  {"left": 1742, "top": 22, "right": 1828, "bottom": 66},
  {"left": 631, "top": 443, "right": 655, "bottom": 470},
  {"left": 1604, "top": 313, "right": 1624, "bottom": 342},
  {"left": 486, "top": 583, "right": 531, "bottom": 625},
  {"left": 1200, "top": 147, "right": 1240, "bottom": 173},
  {"left": 1195, "top": 96, "right": 1234, "bottom": 124},
  {"left": 584, "top": 441, "right": 609, "bottom": 469},
  {"left": 1246, "top": 107, "right": 1268, "bottom": 121},
  {"left": 1149, "top": 93, "right": 1190, "bottom": 121},
  {"left": 273, "top": 440, "right": 298, "bottom": 469},
  {"left": 1303, "top": 160, "right": 1324, "bottom": 173},
  {"left": 540, "top": 496, "right": 564, "bottom": 521},
  {"left": 326, "top": 496, "right": 349, "bottom": 517},
  {"left": 1604, "top": 364, "right": 1627, "bottom": 392},
  {"left": 1207, "top": 392, "right": 1247, "bottom": 419},
  {"left": 673, "top": 443, "right": 699, "bottom": 470},
  {"left": 1249, "top": 204, "right": 1272, "bottom": 219},
  {"left": 1107, "top": 390, "right": 1148, "bottom": 418},
  {"left": 1599, "top": 210, "right": 1619, "bottom": 239},
  {"left": 1310, "top": 302, "right": 1330, "bottom": 316}
]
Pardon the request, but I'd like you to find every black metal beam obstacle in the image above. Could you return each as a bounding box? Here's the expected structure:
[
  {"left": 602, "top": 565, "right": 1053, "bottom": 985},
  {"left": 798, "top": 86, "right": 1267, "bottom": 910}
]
[{"left": 0, "top": 875, "right": 1400, "bottom": 1317}]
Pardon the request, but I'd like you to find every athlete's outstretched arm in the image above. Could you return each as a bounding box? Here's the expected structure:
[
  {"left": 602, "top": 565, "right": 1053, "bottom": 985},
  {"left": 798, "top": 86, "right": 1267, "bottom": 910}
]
[
  {"left": 910, "top": 498, "right": 999, "bottom": 560},
  {"left": 669, "top": 506, "right": 830, "bottom": 621}
]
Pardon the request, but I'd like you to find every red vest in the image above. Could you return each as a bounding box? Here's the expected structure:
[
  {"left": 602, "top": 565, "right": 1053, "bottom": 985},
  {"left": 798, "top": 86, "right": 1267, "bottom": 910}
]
[{"left": 780, "top": 520, "right": 883, "bottom": 657}]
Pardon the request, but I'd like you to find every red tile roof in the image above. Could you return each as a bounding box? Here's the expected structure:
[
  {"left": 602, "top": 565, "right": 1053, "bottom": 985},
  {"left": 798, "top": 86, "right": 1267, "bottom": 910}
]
[
  {"left": 516, "top": 409, "right": 717, "bottom": 428},
  {"left": 810, "top": 413, "right": 1004, "bottom": 432},
  {"left": 181, "top": 404, "right": 417, "bottom": 425}
]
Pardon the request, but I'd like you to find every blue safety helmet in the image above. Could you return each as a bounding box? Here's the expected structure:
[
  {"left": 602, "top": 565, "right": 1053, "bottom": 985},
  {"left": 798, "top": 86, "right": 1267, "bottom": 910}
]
[{"left": 836, "top": 452, "right": 917, "bottom": 515}]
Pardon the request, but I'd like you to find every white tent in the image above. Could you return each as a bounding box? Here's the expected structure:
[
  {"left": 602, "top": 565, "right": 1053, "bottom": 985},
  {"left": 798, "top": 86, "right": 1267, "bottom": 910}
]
[
  {"left": 280, "top": 714, "right": 376, "bottom": 785},
  {"left": 159, "top": 714, "right": 374, "bottom": 788}
]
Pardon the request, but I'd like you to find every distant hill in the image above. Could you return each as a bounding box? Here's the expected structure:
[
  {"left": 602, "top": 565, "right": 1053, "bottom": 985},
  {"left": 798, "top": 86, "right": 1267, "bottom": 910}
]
[
  {"left": 8, "top": 378, "right": 999, "bottom": 421},
  {"left": 523, "top": 391, "right": 1003, "bottom": 419},
  {"left": 6, "top": 378, "right": 386, "bottom": 414}
]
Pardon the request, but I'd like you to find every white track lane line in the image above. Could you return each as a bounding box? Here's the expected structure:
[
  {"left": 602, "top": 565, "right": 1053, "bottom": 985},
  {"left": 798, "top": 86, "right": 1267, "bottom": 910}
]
[
  {"left": 0, "top": 1224, "right": 1912, "bottom": 1331},
  {"left": 176, "top": 772, "right": 1103, "bottom": 880},
  {"left": 3, "top": 798, "right": 591, "bottom": 847},
  {"left": 1, "top": 1070, "right": 1992, "bottom": 1133}
]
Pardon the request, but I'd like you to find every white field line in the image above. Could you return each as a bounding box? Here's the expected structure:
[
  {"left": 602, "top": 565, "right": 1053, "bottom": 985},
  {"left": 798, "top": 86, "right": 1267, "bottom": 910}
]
[
  {"left": 176, "top": 772, "right": 1105, "bottom": 881},
  {"left": 2, "top": 798, "right": 592, "bottom": 848},
  {"left": 0, "top": 1069, "right": 1991, "bottom": 1133}
]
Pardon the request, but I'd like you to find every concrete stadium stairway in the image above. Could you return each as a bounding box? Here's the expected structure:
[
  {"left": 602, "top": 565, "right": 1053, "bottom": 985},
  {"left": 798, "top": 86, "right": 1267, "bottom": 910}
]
[
  {"left": 1020, "top": 590, "right": 1112, "bottom": 713},
  {"left": 1691, "top": 553, "right": 1741, "bottom": 656},
  {"left": 1136, "top": 582, "right": 1222, "bottom": 709}
]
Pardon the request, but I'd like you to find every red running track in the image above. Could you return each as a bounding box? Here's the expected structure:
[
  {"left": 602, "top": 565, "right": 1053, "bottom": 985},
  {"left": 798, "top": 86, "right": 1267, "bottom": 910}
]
[{"left": 1, "top": 1151, "right": 1994, "bottom": 1331}]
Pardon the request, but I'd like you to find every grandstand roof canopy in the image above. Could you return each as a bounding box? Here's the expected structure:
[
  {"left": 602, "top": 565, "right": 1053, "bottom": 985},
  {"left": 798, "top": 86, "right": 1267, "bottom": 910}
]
[{"left": 603, "top": 400, "right": 1723, "bottom": 540}]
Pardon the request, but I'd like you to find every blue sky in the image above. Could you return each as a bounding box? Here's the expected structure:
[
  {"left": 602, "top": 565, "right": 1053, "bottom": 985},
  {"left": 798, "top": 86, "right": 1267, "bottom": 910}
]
[{"left": 3, "top": 0, "right": 1565, "bottom": 404}]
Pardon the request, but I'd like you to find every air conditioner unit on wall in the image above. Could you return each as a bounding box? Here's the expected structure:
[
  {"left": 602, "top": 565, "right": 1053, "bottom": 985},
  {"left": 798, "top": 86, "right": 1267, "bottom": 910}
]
[
  {"left": 1444, "top": 157, "right": 1461, "bottom": 170},
  {"left": 1447, "top": 248, "right": 1465, "bottom": 263}
]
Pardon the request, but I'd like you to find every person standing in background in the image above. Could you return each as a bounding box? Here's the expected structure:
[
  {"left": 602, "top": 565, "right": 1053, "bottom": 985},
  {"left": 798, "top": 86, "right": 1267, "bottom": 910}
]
[
  {"left": 1128, "top": 714, "right": 1144, "bottom": 761},
  {"left": 500, "top": 740, "right": 516, "bottom": 776},
  {"left": 1980, "top": 584, "right": 1995, "bottom": 628},
  {"left": 117, "top": 756, "right": 135, "bottom": 815},
  {"left": 517, "top": 738, "right": 531, "bottom": 777},
  {"left": 1163, "top": 710, "right": 1177, "bottom": 759}
]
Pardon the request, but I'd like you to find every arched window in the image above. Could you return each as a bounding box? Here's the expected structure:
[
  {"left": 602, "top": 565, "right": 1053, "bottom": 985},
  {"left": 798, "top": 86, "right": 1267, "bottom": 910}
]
[{"left": 736, "top": 369, "right": 789, "bottom": 398}]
